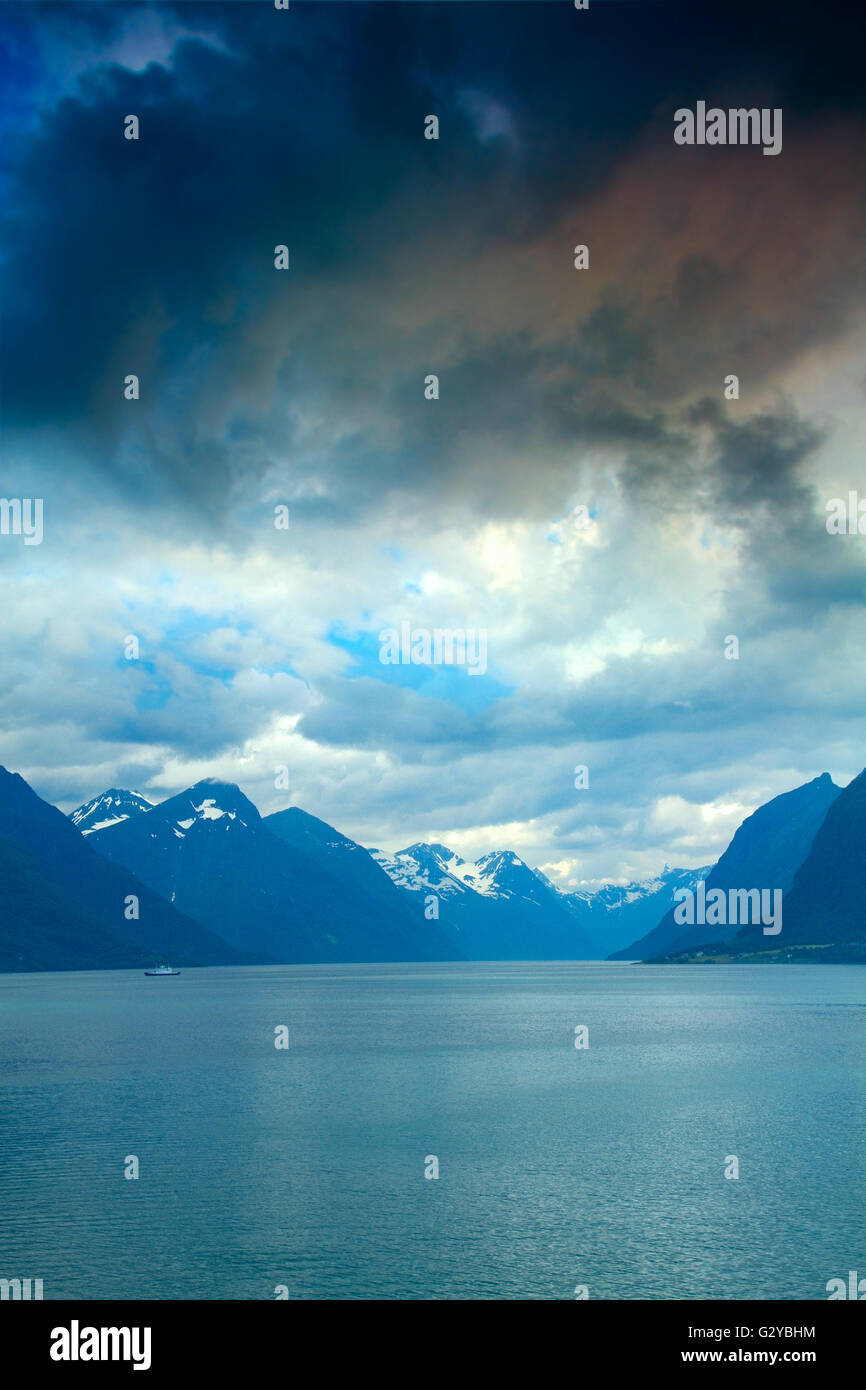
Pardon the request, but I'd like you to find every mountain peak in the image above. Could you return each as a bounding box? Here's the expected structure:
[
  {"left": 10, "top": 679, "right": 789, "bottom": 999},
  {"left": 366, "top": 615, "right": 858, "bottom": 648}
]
[
  {"left": 475, "top": 849, "right": 523, "bottom": 868},
  {"left": 83, "top": 780, "right": 264, "bottom": 843},
  {"left": 186, "top": 777, "right": 246, "bottom": 799},
  {"left": 166, "top": 780, "right": 261, "bottom": 832},
  {"left": 267, "top": 805, "right": 348, "bottom": 839},
  {"left": 402, "top": 841, "right": 460, "bottom": 861},
  {"left": 70, "top": 788, "right": 153, "bottom": 836}
]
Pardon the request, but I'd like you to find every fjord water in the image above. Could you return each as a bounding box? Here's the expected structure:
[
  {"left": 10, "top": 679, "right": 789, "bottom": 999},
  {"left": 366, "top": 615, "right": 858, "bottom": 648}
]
[{"left": 2, "top": 963, "right": 864, "bottom": 1301}]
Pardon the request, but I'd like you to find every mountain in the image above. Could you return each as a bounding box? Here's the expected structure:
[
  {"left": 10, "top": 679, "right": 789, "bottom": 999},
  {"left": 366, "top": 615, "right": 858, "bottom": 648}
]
[
  {"left": 263, "top": 806, "right": 458, "bottom": 957},
  {"left": 371, "top": 842, "right": 601, "bottom": 958},
  {"left": 373, "top": 842, "right": 712, "bottom": 959},
  {"left": 91, "top": 782, "right": 458, "bottom": 964},
  {"left": 556, "top": 865, "right": 712, "bottom": 956},
  {"left": 371, "top": 842, "right": 485, "bottom": 902},
  {"left": 69, "top": 788, "right": 153, "bottom": 835},
  {"left": 731, "top": 767, "right": 866, "bottom": 953},
  {"left": 0, "top": 767, "right": 254, "bottom": 971},
  {"left": 0, "top": 836, "right": 155, "bottom": 973},
  {"left": 10, "top": 763, "right": 854, "bottom": 972},
  {"left": 613, "top": 773, "right": 842, "bottom": 961}
]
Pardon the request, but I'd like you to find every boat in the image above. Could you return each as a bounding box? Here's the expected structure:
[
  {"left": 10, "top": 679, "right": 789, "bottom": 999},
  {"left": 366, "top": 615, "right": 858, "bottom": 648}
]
[{"left": 144, "top": 964, "right": 181, "bottom": 976}]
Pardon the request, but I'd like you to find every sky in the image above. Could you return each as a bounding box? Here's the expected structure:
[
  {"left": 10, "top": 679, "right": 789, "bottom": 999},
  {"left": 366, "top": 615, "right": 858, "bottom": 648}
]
[{"left": 0, "top": 0, "right": 864, "bottom": 888}]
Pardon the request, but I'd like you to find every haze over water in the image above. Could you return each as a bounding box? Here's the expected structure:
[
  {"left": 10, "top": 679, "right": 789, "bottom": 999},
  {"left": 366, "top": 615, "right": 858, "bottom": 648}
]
[{"left": 2, "top": 962, "right": 864, "bottom": 1300}]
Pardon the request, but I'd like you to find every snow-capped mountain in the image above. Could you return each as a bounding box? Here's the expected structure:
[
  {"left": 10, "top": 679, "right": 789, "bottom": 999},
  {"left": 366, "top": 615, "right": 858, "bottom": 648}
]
[
  {"left": 556, "top": 865, "right": 712, "bottom": 957},
  {"left": 474, "top": 849, "right": 559, "bottom": 905},
  {"left": 88, "top": 781, "right": 457, "bottom": 964},
  {"left": 371, "top": 843, "right": 489, "bottom": 900},
  {"left": 69, "top": 788, "right": 153, "bottom": 835},
  {"left": 371, "top": 842, "right": 601, "bottom": 959},
  {"left": 372, "top": 844, "right": 714, "bottom": 958},
  {"left": 162, "top": 782, "right": 257, "bottom": 838}
]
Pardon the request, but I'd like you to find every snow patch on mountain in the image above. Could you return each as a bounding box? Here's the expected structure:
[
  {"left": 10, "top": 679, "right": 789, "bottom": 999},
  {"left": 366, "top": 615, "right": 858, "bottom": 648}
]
[
  {"left": 193, "top": 798, "right": 232, "bottom": 820},
  {"left": 170, "top": 795, "right": 243, "bottom": 838}
]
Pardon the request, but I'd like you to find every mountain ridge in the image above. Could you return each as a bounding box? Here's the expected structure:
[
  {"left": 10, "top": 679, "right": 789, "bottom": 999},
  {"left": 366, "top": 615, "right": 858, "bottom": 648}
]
[
  {"left": 0, "top": 764, "right": 857, "bottom": 972},
  {"left": 88, "top": 780, "right": 458, "bottom": 965}
]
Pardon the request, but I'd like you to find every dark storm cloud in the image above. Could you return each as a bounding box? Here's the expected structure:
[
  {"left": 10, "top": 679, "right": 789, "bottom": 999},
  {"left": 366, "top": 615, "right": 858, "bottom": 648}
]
[
  {"left": 668, "top": 403, "right": 866, "bottom": 611},
  {"left": 2, "top": 0, "right": 864, "bottom": 530}
]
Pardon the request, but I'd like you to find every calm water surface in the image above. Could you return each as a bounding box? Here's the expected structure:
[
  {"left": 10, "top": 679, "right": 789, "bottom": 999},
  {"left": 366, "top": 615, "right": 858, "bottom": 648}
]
[{"left": 2, "top": 962, "right": 865, "bottom": 1299}]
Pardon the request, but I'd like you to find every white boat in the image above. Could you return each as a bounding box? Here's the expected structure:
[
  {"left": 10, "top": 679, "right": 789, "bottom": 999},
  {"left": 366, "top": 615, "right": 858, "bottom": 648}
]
[{"left": 144, "top": 964, "right": 181, "bottom": 976}]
